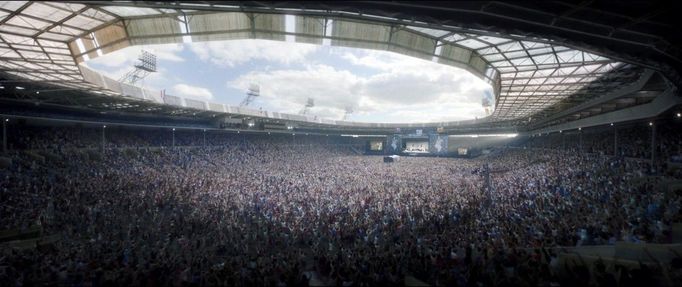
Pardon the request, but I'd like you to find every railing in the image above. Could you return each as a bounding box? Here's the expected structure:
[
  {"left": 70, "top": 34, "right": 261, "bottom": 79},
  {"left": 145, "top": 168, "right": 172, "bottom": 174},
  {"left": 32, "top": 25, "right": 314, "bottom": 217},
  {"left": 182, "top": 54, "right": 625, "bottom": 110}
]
[{"left": 0, "top": 225, "right": 42, "bottom": 243}]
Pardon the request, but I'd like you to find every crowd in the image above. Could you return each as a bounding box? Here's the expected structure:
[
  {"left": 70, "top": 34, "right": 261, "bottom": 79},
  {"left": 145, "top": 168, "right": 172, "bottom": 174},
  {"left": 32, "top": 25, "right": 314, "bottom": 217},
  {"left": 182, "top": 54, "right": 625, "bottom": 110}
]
[
  {"left": 523, "top": 119, "right": 682, "bottom": 162},
  {"left": 5, "top": 126, "right": 364, "bottom": 151},
  {"left": 0, "top": 125, "right": 681, "bottom": 286}
]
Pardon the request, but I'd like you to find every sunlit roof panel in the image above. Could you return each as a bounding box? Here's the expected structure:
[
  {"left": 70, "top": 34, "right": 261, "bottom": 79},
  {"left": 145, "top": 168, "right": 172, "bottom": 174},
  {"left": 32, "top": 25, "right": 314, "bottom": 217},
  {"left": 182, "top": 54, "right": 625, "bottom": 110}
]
[
  {"left": 17, "top": 49, "right": 49, "bottom": 60},
  {"left": 294, "top": 15, "right": 324, "bottom": 44},
  {"left": 456, "top": 38, "right": 489, "bottom": 49},
  {"left": 188, "top": 12, "right": 250, "bottom": 42},
  {"left": 253, "top": 13, "right": 285, "bottom": 41},
  {"left": 48, "top": 25, "right": 84, "bottom": 36},
  {"left": 0, "top": 24, "right": 36, "bottom": 35},
  {"left": 389, "top": 29, "right": 436, "bottom": 58},
  {"left": 80, "top": 8, "right": 116, "bottom": 21},
  {"left": 38, "top": 32, "right": 73, "bottom": 41},
  {"left": 531, "top": 54, "right": 556, "bottom": 65},
  {"left": 63, "top": 15, "right": 104, "bottom": 30},
  {"left": 0, "top": 1, "right": 28, "bottom": 11},
  {"left": 43, "top": 2, "right": 85, "bottom": 13},
  {"left": 482, "top": 53, "right": 507, "bottom": 62},
  {"left": 0, "top": 33, "right": 32, "bottom": 44},
  {"left": 0, "top": 47, "right": 20, "bottom": 58},
  {"left": 477, "top": 35, "right": 510, "bottom": 45},
  {"left": 441, "top": 33, "right": 466, "bottom": 43},
  {"left": 497, "top": 41, "right": 523, "bottom": 52},
  {"left": 509, "top": 57, "right": 532, "bottom": 66},
  {"left": 503, "top": 50, "right": 529, "bottom": 60},
  {"left": 48, "top": 54, "right": 74, "bottom": 61},
  {"left": 126, "top": 17, "right": 182, "bottom": 45},
  {"left": 407, "top": 26, "right": 450, "bottom": 38},
  {"left": 7, "top": 14, "right": 50, "bottom": 30},
  {"left": 21, "top": 2, "right": 71, "bottom": 21},
  {"left": 102, "top": 6, "right": 161, "bottom": 17}
]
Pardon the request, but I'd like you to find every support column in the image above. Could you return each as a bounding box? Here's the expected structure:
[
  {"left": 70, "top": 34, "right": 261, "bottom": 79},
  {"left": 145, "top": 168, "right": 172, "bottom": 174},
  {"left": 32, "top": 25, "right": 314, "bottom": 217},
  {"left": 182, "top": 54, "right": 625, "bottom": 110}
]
[
  {"left": 651, "top": 123, "right": 656, "bottom": 164},
  {"left": 101, "top": 125, "right": 106, "bottom": 153},
  {"left": 172, "top": 128, "right": 176, "bottom": 148},
  {"left": 579, "top": 130, "right": 583, "bottom": 153},
  {"left": 203, "top": 129, "right": 206, "bottom": 147},
  {"left": 2, "top": 118, "right": 7, "bottom": 154},
  {"left": 528, "top": 136, "right": 532, "bottom": 149},
  {"left": 614, "top": 128, "right": 618, "bottom": 156}
]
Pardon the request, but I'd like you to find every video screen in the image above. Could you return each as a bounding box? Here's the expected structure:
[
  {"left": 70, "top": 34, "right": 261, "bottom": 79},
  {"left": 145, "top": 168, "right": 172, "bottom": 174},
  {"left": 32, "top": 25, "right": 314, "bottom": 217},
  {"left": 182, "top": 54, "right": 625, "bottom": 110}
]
[
  {"left": 458, "top": 147, "right": 468, "bottom": 155},
  {"left": 370, "top": 141, "right": 383, "bottom": 151},
  {"left": 405, "top": 141, "right": 429, "bottom": 153}
]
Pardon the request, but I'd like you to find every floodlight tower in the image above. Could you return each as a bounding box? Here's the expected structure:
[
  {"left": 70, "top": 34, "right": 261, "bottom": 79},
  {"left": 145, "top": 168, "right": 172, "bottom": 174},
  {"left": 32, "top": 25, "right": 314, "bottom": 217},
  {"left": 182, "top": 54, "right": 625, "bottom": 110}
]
[
  {"left": 482, "top": 90, "right": 493, "bottom": 116},
  {"left": 482, "top": 98, "right": 492, "bottom": 116},
  {"left": 299, "top": 98, "right": 314, "bottom": 115},
  {"left": 342, "top": 106, "right": 354, "bottom": 120},
  {"left": 119, "top": 50, "right": 157, "bottom": 85},
  {"left": 240, "top": 84, "right": 260, "bottom": 107}
]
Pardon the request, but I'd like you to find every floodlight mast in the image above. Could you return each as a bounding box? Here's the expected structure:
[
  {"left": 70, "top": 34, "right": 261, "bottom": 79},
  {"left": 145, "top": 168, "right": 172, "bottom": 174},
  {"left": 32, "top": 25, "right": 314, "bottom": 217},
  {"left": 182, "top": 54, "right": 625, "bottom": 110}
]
[
  {"left": 482, "top": 98, "right": 492, "bottom": 116},
  {"left": 342, "top": 106, "right": 354, "bottom": 120},
  {"left": 482, "top": 91, "right": 493, "bottom": 116},
  {"left": 119, "top": 50, "right": 157, "bottom": 85},
  {"left": 240, "top": 84, "right": 260, "bottom": 107},
  {"left": 299, "top": 98, "right": 314, "bottom": 115}
]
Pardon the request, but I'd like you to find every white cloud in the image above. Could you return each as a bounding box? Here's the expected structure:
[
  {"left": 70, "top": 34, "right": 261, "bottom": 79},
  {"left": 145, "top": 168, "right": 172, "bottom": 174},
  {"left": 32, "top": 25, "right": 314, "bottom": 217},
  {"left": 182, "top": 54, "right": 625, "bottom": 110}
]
[
  {"left": 230, "top": 64, "right": 360, "bottom": 119},
  {"left": 340, "top": 50, "right": 437, "bottom": 74},
  {"left": 371, "top": 102, "right": 486, "bottom": 123},
  {"left": 170, "top": 83, "right": 214, "bottom": 100},
  {"left": 151, "top": 44, "right": 185, "bottom": 63},
  {"left": 85, "top": 39, "right": 491, "bottom": 123},
  {"left": 190, "top": 39, "right": 319, "bottom": 67},
  {"left": 229, "top": 51, "right": 492, "bottom": 123},
  {"left": 83, "top": 43, "right": 186, "bottom": 93}
]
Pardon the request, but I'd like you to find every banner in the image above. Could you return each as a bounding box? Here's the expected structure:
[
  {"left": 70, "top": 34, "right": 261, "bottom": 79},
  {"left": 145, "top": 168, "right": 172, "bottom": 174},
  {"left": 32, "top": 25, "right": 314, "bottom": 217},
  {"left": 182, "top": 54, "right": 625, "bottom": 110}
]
[
  {"left": 387, "top": 135, "right": 402, "bottom": 153},
  {"left": 429, "top": 134, "right": 448, "bottom": 155}
]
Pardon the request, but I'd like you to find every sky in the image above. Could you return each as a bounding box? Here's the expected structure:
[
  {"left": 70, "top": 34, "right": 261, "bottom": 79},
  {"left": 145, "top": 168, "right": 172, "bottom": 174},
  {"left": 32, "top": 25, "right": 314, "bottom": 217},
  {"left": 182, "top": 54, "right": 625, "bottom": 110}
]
[{"left": 84, "top": 39, "right": 493, "bottom": 123}]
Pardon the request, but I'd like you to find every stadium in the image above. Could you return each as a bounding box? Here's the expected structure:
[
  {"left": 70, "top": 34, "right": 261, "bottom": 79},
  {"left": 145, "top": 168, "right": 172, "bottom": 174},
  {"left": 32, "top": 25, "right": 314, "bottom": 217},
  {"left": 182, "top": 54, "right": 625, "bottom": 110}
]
[{"left": 0, "top": 1, "right": 681, "bottom": 286}]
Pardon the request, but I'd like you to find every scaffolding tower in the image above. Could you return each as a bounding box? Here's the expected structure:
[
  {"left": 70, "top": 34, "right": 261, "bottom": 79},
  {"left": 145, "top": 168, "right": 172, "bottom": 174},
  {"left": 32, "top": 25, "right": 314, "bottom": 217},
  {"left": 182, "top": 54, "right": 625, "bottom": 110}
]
[
  {"left": 240, "top": 84, "right": 260, "bottom": 107},
  {"left": 342, "top": 106, "right": 354, "bottom": 120},
  {"left": 299, "top": 98, "right": 314, "bottom": 115}
]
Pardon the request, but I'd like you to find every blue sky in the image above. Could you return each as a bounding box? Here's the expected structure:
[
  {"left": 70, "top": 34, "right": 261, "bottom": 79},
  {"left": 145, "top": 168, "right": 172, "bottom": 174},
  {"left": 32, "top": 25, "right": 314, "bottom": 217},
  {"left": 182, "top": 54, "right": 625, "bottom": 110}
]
[{"left": 85, "top": 39, "right": 492, "bottom": 123}]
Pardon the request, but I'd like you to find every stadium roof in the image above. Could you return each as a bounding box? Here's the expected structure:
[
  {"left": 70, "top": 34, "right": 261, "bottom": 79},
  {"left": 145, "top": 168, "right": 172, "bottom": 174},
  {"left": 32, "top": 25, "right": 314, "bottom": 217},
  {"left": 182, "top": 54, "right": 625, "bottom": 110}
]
[{"left": 0, "top": 1, "right": 678, "bottom": 130}]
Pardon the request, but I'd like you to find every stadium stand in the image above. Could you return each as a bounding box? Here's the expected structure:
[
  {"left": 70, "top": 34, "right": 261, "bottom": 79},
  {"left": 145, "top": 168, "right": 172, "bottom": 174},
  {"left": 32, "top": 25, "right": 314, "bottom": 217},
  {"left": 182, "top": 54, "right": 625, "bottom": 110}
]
[{"left": 1, "top": 1, "right": 681, "bottom": 286}]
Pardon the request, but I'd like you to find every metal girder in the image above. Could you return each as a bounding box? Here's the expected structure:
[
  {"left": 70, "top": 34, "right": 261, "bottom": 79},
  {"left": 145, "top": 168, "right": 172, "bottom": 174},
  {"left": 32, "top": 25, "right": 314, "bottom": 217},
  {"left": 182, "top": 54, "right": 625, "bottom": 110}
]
[
  {"left": 0, "top": 8, "right": 85, "bottom": 40},
  {"left": 0, "top": 2, "right": 32, "bottom": 26},
  {"left": 528, "top": 89, "right": 680, "bottom": 135},
  {"left": 32, "top": 5, "right": 91, "bottom": 39},
  {"left": 65, "top": 1, "right": 678, "bottom": 62},
  {"left": 528, "top": 69, "right": 656, "bottom": 128}
]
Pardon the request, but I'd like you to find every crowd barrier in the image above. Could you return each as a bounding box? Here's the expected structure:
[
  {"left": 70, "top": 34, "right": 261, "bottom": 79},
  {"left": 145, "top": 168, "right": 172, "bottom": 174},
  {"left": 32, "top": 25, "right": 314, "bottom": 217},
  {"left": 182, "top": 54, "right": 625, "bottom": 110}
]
[
  {"left": 0, "top": 225, "right": 42, "bottom": 243},
  {"left": 0, "top": 156, "right": 10, "bottom": 169},
  {"left": 1, "top": 234, "right": 61, "bottom": 251}
]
